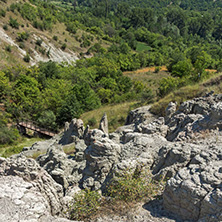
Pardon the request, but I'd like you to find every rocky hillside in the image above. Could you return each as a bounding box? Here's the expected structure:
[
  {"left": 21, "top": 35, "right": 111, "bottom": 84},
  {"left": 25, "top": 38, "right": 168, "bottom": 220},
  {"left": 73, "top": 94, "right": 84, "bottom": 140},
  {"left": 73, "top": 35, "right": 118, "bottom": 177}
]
[
  {"left": 0, "top": 0, "right": 109, "bottom": 68},
  {"left": 1, "top": 93, "right": 222, "bottom": 221}
]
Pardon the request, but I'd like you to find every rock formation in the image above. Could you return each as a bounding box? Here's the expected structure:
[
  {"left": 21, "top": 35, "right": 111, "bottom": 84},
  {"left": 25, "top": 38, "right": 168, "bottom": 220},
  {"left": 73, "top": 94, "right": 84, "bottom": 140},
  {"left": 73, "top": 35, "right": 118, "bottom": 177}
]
[
  {"left": 2, "top": 93, "right": 222, "bottom": 221},
  {"left": 99, "top": 113, "right": 109, "bottom": 135},
  {"left": 0, "top": 156, "right": 72, "bottom": 221}
]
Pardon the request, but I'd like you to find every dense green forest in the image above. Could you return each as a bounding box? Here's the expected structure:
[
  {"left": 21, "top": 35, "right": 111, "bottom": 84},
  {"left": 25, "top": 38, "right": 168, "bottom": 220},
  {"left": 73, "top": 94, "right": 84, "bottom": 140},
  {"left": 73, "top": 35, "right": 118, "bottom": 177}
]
[{"left": 1, "top": 0, "right": 222, "bottom": 145}]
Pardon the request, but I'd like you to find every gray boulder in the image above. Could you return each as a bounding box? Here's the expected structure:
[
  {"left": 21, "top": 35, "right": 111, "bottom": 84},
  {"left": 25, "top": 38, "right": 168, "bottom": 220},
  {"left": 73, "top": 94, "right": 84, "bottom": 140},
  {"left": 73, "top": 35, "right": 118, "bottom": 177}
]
[
  {"left": 125, "top": 105, "right": 155, "bottom": 125},
  {"left": 81, "top": 136, "right": 121, "bottom": 190},
  {"left": 59, "top": 118, "right": 85, "bottom": 145},
  {"left": 0, "top": 156, "right": 71, "bottom": 221},
  {"left": 37, "top": 144, "right": 85, "bottom": 189},
  {"left": 163, "top": 145, "right": 222, "bottom": 221}
]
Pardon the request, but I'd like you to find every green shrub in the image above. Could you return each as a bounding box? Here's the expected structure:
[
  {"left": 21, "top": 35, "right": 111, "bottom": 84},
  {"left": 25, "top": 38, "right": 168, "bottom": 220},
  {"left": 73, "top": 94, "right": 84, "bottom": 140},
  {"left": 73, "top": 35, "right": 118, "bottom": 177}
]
[
  {"left": 35, "top": 39, "right": 43, "bottom": 46},
  {"left": 158, "top": 76, "right": 179, "bottom": 97},
  {"left": 140, "top": 88, "right": 154, "bottom": 104},
  {"left": 19, "top": 42, "right": 25, "bottom": 49},
  {"left": 154, "top": 66, "right": 161, "bottom": 73},
  {"left": 69, "top": 189, "right": 101, "bottom": 221},
  {"left": 3, "top": 24, "right": 8, "bottom": 30},
  {"left": 16, "top": 32, "right": 29, "bottom": 42},
  {"left": 37, "top": 110, "right": 56, "bottom": 130},
  {"left": 0, "top": 126, "right": 20, "bottom": 145},
  {"left": 171, "top": 59, "right": 193, "bottom": 78},
  {"left": 23, "top": 54, "right": 30, "bottom": 63},
  {"left": 0, "top": 9, "right": 6, "bottom": 17},
  {"left": 53, "top": 35, "right": 58, "bottom": 41},
  {"left": 106, "top": 167, "right": 163, "bottom": 202},
  {"left": 5, "top": 45, "right": 11, "bottom": 52},
  {"left": 61, "top": 43, "right": 67, "bottom": 50},
  {"left": 9, "top": 17, "right": 19, "bottom": 29}
]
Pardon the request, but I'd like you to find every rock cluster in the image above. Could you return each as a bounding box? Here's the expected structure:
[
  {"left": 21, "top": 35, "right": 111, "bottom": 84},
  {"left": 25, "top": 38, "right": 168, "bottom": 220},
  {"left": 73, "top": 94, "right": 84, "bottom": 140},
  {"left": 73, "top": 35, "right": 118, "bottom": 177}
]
[
  {"left": 0, "top": 156, "right": 72, "bottom": 221},
  {"left": 2, "top": 93, "right": 222, "bottom": 221}
]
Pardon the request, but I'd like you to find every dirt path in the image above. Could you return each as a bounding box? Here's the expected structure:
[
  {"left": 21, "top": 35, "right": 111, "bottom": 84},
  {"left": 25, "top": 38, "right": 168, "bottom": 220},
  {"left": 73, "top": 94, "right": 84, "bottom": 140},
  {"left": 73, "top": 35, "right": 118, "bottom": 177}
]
[
  {"left": 123, "top": 66, "right": 168, "bottom": 75},
  {"left": 123, "top": 66, "right": 217, "bottom": 75}
]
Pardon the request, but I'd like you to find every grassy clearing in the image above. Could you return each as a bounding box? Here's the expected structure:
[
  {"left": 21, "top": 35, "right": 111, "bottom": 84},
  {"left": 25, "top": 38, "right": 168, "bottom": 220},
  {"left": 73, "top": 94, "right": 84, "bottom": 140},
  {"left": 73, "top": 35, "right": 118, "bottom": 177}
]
[
  {"left": 80, "top": 101, "right": 138, "bottom": 132},
  {"left": 0, "top": 137, "right": 43, "bottom": 157},
  {"left": 136, "top": 42, "right": 151, "bottom": 52},
  {"left": 124, "top": 67, "right": 169, "bottom": 96},
  {"left": 150, "top": 73, "right": 222, "bottom": 116}
]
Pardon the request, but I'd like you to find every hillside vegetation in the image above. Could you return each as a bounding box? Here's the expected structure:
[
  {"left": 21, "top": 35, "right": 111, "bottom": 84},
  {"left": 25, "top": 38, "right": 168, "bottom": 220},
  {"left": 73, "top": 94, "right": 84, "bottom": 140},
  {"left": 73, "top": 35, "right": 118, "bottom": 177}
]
[{"left": 2, "top": 0, "right": 222, "bottom": 146}]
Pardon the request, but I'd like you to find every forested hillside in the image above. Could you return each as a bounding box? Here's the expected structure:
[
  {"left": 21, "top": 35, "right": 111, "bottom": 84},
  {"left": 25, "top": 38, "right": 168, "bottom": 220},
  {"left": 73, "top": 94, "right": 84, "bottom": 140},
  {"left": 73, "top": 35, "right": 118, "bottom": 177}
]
[{"left": 1, "top": 0, "right": 222, "bottom": 145}]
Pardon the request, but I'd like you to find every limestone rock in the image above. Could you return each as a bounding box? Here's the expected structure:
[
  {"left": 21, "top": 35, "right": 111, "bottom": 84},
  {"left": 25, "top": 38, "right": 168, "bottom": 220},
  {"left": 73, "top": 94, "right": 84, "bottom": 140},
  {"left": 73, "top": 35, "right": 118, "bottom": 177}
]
[
  {"left": 59, "top": 118, "right": 85, "bottom": 145},
  {"left": 163, "top": 149, "right": 222, "bottom": 221},
  {"left": 81, "top": 137, "right": 121, "bottom": 190},
  {"left": 37, "top": 145, "right": 85, "bottom": 189},
  {"left": 0, "top": 156, "right": 71, "bottom": 221},
  {"left": 99, "top": 113, "right": 109, "bottom": 135},
  {"left": 125, "top": 105, "right": 155, "bottom": 125}
]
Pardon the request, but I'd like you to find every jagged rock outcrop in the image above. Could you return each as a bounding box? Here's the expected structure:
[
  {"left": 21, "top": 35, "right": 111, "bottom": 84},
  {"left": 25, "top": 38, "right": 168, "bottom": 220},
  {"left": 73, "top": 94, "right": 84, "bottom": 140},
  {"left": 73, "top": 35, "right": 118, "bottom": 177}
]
[
  {"left": 164, "top": 160, "right": 222, "bottom": 221},
  {"left": 3, "top": 93, "right": 222, "bottom": 221},
  {"left": 81, "top": 132, "right": 121, "bottom": 190},
  {"left": 99, "top": 113, "right": 109, "bottom": 135},
  {"left": 0, "top": 156, "right": 72, "bottom": 221},
  {"left": 37, "top": 145, "right": 86, "bottom": 189},
  {"left": 21, "top": 136, "right": 59, "bottom": 157},
  {"left": 125, "top": 105, "right": 155, "bottom": 125},
  {"left": 59, "top": 118, "right": 85, "bottom": 145}
]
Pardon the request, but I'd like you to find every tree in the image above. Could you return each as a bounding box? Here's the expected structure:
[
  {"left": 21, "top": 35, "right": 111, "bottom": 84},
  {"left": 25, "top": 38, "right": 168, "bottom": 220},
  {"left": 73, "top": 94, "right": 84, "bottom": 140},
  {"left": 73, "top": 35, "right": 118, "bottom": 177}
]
[
  {"left": 0, "top": 71, "right": 10, "bottom": 102},
  {"left": 37, "top": 110, "right": 56, "bottom": 129},
  {"left": 11, "top": 74, "right": 42, "bottom": 118},
  {"left": 172, "top": 59, "right": 193, "bottom": 78}
]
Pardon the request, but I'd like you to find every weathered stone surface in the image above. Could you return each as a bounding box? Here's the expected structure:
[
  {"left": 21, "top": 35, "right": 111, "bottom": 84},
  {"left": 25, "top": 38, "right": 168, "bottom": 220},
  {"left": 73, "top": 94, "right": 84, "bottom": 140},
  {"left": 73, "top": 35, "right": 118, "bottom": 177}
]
[
  {"left": 59, "top": 118, "right": 85, "bottom": 145},
  {"left": 37, "top": 144, "right": 85, "bottom": 189},
  {"left": 0, "top": 156, "right": 72, "bottom": 221},
  {"left": 165, "top": 102, "right": 177, "bottom": 118},
  {"left": 163, "top": 160, "right": 222, "bottom": 221},
  {"left": 4, "top": 93, "right": 222, "bottom": 221},
  {"left": 99, "top": 113, "right": 109, "bottom": 135},
  {"left": 81, "top": 137, "right": 121, "bottom": 190},
  {"left": 125, "top": 105, "right": 155, "bottom": 125},
  {"left": 21, "top": 137, "right": 59, "bottom": 157}
]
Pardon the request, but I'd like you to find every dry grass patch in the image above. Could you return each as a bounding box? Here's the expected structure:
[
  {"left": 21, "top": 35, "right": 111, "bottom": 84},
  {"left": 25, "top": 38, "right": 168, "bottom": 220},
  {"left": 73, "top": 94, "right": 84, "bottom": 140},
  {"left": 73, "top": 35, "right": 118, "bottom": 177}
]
[{"left": 80, "top": 101, "right": 138, "bottom": 132}]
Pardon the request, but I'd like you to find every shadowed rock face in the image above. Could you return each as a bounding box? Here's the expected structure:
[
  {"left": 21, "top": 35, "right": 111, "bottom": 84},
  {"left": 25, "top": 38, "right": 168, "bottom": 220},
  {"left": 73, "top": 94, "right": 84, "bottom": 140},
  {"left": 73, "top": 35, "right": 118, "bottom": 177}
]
[
  {"left": 2, "top": 94, "right": 222, "bottom": 221},
  {"left": 0, "top": 156, "right": 72, "bottom": 221},
  {"left": 99, "top": 113, "right": 109, "bottom": 135}
]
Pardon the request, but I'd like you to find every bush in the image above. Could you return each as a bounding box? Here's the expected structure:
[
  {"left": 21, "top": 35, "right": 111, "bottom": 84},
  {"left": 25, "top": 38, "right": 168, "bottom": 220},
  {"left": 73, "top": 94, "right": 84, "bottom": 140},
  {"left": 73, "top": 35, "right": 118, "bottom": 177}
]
[
  {"left": 5, "top": 45, "right": 11, "bottom": 52},
  {"left": 9, "top": 17, "right": 19, "bottom": 29},
  {"left": 35, "top": 39, "right": 43, "bottom": 46},
  {"left": 154, "top": 66, "right": 161, "bottom": 73},
  {"left": 171, "top": 59, "right": 192, "bottom": 78},
  {"left": 0, "top": 126, "right": 20, "bottom": 145},
  {"left": 37, "top": 110, "right": 56, "bottom": 130},
  {"left": 0, "top": 9, "right": 6, "bottom": 17},
  {"left": 106, "top": 167, "right": 162, "bottom": 202},
  {"left": 3, "top": 24, "right": 8, "bottom": 30},
  {"left": 158, "top": 76, "right": 179, "bottom": 97},
  {"left": 69, "top": 189, "right": 101, "bottom": 221},
  {"left": 61, "top": 43, "right": 66, "bottom": 50},
  {"left": 53, "top": 35, "right": 58, "bottom": 41},
  {"left": 16, "top": 32, "right": 29, "bottom": 42},
  {"left": 19, "top": 42, "right": 25, "bottom": 49},
  {"left": 140, "top": 88, "right": 154, "bottom": 104},
  {"left": 23, "top": 54, "right": 30, "bottom": 63}
]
